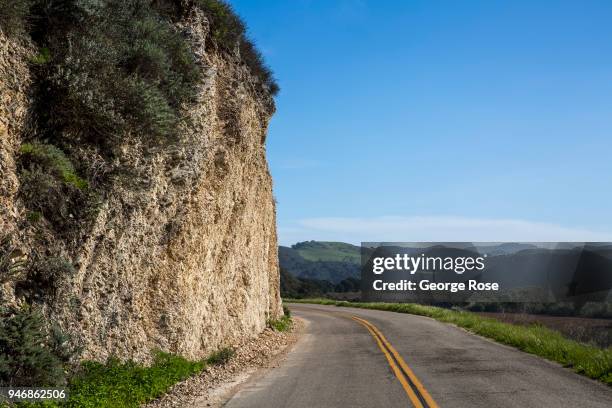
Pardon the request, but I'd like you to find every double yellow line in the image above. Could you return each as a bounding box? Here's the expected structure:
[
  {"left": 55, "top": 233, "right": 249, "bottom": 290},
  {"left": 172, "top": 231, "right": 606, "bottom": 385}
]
[{"left": 352, "top": 316, "right": 440, "bottom": 408}]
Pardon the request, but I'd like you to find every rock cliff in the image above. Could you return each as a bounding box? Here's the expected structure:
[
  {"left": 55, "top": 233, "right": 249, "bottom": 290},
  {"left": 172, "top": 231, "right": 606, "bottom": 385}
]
[{"left": 0, "top": 6, "right": 282, "bottom": 362}]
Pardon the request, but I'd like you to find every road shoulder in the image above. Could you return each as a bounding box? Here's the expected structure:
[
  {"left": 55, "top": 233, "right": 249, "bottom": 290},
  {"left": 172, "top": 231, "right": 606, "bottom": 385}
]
[{"left": 144, "top": 318, "right": 304, "bottom": 408}]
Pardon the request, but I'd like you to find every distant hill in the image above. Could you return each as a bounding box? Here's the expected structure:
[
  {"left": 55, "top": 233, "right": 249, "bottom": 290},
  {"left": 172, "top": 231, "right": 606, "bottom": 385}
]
[
  {"left": 278, "top": 241, "right": 361, "bottom": 284},
  {"left": 476, "top": 243, "right": 539, "bottom": 256},
  {"left": 279, "top": 240, "right": 612, "bottom": 291},
  {"left": 279, "top": 241, "right": 612, "bottom": 313},
  {"left": 278, "top": 241, "right": 541, "bottom": 283},
  {"left": 292, "top": 241, "right": 361, "bottom": 263}
]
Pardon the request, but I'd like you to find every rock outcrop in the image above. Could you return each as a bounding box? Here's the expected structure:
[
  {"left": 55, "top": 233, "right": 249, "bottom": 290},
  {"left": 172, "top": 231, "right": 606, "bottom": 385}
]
[{"left": 0, "top": 11, "right": 282, "bottom": 362}]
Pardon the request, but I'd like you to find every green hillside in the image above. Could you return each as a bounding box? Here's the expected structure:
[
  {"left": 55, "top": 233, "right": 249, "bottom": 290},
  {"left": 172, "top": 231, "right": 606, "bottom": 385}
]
[
  {"left": 278, "top": 241, "right": 362, "bottom": 284},
  {"left": 292, "top": 241, "right": 361, "bottom": 264}
]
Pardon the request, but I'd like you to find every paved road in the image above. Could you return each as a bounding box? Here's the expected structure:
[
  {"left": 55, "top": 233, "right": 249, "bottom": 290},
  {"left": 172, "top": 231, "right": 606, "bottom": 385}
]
[{"left": 225, "top": 303, "right": 612, "bottom": 408}]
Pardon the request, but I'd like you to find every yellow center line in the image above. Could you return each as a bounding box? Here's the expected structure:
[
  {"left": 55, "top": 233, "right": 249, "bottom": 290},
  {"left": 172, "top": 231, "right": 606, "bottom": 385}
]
[
  {"left": 352, "top": 316, "right": 440, "bottom": 408},
  {"left": 352, "top": 317, "right": 425, "bottom": 408}
]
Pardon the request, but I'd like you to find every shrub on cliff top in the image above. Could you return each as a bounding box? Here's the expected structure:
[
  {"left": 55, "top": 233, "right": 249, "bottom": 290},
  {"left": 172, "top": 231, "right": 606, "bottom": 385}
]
[
  {"left": 30, "top": 0, "right": 202, "bottom": 144},
  {"left": 195, "top": 0, "right": 245, "bottom": 47},
  {"left": 240, "top": 38, "right": 279, "bottom": 96},
  {"left": 15, "top": 0, "right": 276, "bottom": 153},
  {"left": 194, "top": 0, "right": 279, "bottom": 95},
  {"left": 27, "top": 0, "right": 277, "bottom": 151}
]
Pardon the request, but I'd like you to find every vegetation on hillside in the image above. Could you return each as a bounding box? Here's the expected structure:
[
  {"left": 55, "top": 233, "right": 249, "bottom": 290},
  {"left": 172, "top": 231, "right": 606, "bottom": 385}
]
[
  {"left": 194, "top": 0, "right": 278, "bottom": 95},
  {"left": 0, "top": 1, "right": 277, "bottom": 96},
  {"left": 0, "top": 0, "right": 279, "bottom": 240},
  {"left": 279, "top": 241, "right": 362, "bottom": 298},
  {"left": 292, "top": 241, "right": 361, "bottom": 263},
  {"left": 1, "top": 0, "right": 278, "bottom": 228},
  {"left": 20, "top": 143, "right": 88, "bottom": 190},
  {"left": 281, "top": 242, "right": 612, "bottom": 319},
  {"left": 288, "top": 299, "right": 612, "bottom": 385},
  {"left": 28, "top": 0, "right": 202, "bottom": 146},
  {"left": 280, "top": 268, "right": 360, "bottom": 299},
  {"left": 279, "top": 244, "right": 360, "bottom": 284}
]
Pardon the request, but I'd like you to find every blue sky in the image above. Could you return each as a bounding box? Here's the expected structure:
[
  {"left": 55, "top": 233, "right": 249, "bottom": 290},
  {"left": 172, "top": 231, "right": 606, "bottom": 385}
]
[{"left": 231, "top": 0, "right": 612, "bottom": 246}]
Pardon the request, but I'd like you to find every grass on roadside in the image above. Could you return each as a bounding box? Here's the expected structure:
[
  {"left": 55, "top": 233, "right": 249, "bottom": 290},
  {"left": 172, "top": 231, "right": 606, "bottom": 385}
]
[
  {"left": 287, "top": 299, "right": 612, "bottom": 385},
  {"left": 11, "top": 348, "right": 236, "bottom": 408},
  {"left": 267, "top": 305, "right": 293, "bottom": 332},
  {"left": 65, "top": 352, "right": 204, "bottom": 408}
]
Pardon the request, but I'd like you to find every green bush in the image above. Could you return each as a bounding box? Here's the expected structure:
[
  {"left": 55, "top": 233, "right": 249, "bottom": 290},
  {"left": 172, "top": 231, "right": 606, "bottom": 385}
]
[
  {"left": 268, "top": 306, "right": 292, "bottom": 332},
  {"left": 18, "top": 169, "right": 78, "bottom": 231},
  {"left": 195, "top": 0, "right": 245, "bottom": 47},
  {"left": 29, "top": 0, "right": 201, "bottom": 145},
  {"left": 13, "top": 0, "right": 276, "bottom": 161},
  {"left": 20, "top": 143, "right": 87, "bottom": 189},
  {"left": 19, "top": 142, "right": 98, "bottom": 233},
  {"left": 26, "top": 211, "right": 43, "bottom": 223},
  {"left": 0, "top": 306, "right": 69, "bottom": 387},
  {"left": 0, "top": 0, "right": 32, "bottom": 36},
  {"left": 195, "top": 0, "right": 279, "bottom": 95},
  {"left": 30, "top": 46, "right": 51, "bottom": 65},
  {"left": 239, "top": 38, "right": 279, "bottom": 95}
]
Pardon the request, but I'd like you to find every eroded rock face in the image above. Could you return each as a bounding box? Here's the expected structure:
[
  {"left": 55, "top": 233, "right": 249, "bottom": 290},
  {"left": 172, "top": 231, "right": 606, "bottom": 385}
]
[
  {"left": 0, "top": 31, "right": 32, "bottom": 240},
  {"left": 0, "top": 15, "right": 282, "bottom": 362}
]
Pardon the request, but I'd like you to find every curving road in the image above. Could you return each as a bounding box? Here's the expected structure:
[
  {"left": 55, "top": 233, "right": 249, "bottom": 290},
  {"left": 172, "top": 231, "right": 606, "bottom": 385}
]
[{"left": 225, "top": 303, "right": 612, "bottom": 408}]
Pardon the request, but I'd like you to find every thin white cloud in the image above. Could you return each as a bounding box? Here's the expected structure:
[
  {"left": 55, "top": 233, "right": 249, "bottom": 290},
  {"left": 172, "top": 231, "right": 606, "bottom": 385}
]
[{"left": 277, "top": 215, "right": 612, "bottom": 246}]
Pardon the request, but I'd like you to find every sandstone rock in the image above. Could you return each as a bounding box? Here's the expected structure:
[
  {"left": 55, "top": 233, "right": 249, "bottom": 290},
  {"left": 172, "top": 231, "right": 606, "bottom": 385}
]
[{"left": 0, "top": 13, "right": 282, "bottom": 363}]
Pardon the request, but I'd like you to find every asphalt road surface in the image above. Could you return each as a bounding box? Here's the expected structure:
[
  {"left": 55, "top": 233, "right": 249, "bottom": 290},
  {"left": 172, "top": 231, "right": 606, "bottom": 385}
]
[{"left": 225, "top": 303, "right": 612, "bottom": 408}]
